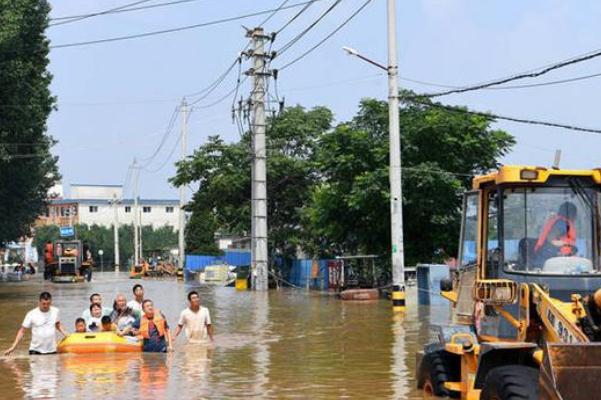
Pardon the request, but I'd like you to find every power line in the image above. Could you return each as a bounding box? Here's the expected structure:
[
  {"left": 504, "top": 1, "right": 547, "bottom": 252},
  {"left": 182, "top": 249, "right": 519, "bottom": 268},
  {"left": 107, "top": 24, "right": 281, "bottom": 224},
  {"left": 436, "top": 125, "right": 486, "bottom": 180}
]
[
  {"left": 50, "top": 1, "right": 322, "bottom": 49},
  {"left": 191, "top": 77, "right": 248, "bottom": 110},
  {"left": 142, "top": 131, "right": 182, "bottom": 173},
  {"left": 402, "top": 70, "right": 601, "bottom": 91},
  {"left": 275, "top": 0, "right": 317, "bottom": 34},
  {"left": 50, "top": 0, "right": 154, "bottom": 27},
  {"left": 421, "top": 47, "right": 601, "bottom": 98},
  {"left": 186, "top": 57, "right": 241, "bottom": 101},
  {"left": 50, "top": 0, "right": 202, "bottom": 23},
  {"left": 138, "top": 105, "right": 180, "bottom": 168},
  {"left": 276, "top": 0, "right": 342, "bottom": 57},
  {"left": 258, "top": 0, "right": 290, "bottom": 27},
  {"left": 279, "top": 0, "right": 374, "bottom": 71},
  {"left": 404, "top": 96, "right": 601, "bottom": 134}
]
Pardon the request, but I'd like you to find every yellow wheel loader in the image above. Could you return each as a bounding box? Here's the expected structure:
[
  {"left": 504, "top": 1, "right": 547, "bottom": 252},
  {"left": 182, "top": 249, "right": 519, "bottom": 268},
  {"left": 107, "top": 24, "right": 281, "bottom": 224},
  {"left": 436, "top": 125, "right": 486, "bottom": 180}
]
[{"left": 416, "top": 166, "right": 601, "bottom": 400}]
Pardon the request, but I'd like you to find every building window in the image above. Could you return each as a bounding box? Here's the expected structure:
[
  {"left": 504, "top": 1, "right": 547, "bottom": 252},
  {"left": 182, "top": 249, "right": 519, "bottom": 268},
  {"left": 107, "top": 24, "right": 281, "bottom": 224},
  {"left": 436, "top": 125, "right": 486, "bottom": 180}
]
[
  {"left": 89, "top": 206, "right": 98, "bottom": 213},
  {"left": 143, "top": 206, "right": 151, "bottom": 213},
  {"left": 166, "top": 206, "right": 174, "bottom": 213},
  {"left": 125, "top": 206, "right": 131, "bottom": 213}
]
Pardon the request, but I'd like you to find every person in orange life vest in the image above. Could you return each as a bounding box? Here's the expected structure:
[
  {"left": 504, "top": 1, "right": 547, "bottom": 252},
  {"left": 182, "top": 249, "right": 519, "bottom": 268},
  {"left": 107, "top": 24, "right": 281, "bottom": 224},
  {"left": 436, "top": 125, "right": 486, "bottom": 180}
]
[
  {"left": 534, "top": 201, "right": 577, "bottom": 259},
  {"left": 131, "top": 300, "right": 173, "bottom": 353}
]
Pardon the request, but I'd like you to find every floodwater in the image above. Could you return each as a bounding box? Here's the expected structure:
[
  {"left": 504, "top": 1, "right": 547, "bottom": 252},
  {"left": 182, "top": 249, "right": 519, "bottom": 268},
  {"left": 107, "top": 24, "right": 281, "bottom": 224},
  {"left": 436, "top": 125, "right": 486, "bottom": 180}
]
[{"left": 0, "top": 273, "right": 450, "bottom": 399}]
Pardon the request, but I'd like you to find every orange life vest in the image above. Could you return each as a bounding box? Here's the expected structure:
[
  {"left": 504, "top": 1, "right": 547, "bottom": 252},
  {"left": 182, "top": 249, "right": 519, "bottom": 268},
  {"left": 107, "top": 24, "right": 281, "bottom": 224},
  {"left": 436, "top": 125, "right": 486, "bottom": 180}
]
[
  {"left": 138, "top": 310, "right": 166, "bottom": 339},
  {"left": 44, "top": 243, "right": 54, "bottom": 263},
  {"left": 534, "top": 215, "right": 576, "bottom": 255}
]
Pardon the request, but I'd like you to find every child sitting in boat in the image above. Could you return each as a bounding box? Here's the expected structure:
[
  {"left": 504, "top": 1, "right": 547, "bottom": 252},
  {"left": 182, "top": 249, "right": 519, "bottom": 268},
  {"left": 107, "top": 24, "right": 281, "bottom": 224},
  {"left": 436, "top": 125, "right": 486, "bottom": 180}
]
[
  {"left": 87, "top": 304, "right": 103, "bottom": 332},
  {"left": 101, "top": 316, "right": 117, "bottom": 332},
  {"left": 75, "top": 317, "right": 86, "bottom": 333}
]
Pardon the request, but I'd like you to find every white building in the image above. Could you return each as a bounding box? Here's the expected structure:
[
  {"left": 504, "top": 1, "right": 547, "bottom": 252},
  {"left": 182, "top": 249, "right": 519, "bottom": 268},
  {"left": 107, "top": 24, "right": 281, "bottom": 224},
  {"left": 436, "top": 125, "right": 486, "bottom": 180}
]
[{"left": 37, "top": 184, "right": 179, "bottom": 230}]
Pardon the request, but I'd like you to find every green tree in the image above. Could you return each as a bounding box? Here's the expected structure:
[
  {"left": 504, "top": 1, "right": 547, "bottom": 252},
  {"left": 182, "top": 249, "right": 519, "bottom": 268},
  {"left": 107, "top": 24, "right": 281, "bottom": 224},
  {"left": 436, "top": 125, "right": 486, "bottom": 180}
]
[
  {"left": 304, "top": 94, "right": 514, "bottom": 265},
  {"left": 0, "top": 0, "right": 58, "bottom": 243},
  {"left": 34, "top": 224, "right": 177, "bottom": 267},
  {"left": 172, "top": 106, "right": 333, "bottom": 263}
]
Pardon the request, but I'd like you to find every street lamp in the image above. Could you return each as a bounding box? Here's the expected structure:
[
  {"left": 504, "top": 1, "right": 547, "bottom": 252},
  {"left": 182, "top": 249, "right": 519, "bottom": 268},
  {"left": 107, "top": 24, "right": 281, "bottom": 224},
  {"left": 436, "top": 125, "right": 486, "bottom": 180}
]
[
  {"left": 98, "top": 249, "right": 104, "bottom": 273},
  {"left": 342, "top": 0, "right": 406, "bottom": 314}
]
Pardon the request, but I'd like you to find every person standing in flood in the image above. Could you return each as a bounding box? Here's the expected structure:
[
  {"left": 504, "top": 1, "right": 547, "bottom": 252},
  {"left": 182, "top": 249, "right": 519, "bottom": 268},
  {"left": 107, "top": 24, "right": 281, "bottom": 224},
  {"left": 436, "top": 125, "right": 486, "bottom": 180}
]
[
  {"left": 4, "top": 292, "right": 68, "bottom": 355},
  {"left": 127, "top": 284, "right": 144, "bottom": 318},
  {"left": 131, "top": 300, "right": 173, "bottom": 352},
  {"left": 174, "top": 291, "right": 214, "bottom": 343}
]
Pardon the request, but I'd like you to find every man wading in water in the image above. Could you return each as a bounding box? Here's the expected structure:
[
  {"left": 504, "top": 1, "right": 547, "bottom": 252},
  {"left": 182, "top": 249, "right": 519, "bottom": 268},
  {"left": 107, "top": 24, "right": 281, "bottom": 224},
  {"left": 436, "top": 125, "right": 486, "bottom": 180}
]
[
  {"left": 131, "top": 300, "right": 173, "bottom": 352},
  {"left": 175, "top": 291, "right": 214, "bottom": 344},
  {"left": 4, "top": 292, "right": 68, "bottom": 355}
]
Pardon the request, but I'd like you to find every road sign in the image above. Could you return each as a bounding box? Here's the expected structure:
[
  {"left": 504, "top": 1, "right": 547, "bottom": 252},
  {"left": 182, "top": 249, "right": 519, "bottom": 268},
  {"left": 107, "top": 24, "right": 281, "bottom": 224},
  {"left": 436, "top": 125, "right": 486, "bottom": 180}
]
[{"left": 59, "top": 226, "right": 75, "bottom": 237}]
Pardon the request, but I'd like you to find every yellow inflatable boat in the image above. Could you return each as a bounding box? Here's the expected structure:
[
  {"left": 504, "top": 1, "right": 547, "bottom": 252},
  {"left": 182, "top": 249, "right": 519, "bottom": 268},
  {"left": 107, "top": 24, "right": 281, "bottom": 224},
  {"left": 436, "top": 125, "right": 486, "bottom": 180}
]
[{"left": 58, "top": 332, "right": 142, "bottom": 354}]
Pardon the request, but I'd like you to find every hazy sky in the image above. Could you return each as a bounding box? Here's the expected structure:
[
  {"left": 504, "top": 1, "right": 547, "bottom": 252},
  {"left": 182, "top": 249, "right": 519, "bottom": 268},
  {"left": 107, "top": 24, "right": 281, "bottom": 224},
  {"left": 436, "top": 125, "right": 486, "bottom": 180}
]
[{"left": 47, "top": 1, "right": 601, "bottom": 199}]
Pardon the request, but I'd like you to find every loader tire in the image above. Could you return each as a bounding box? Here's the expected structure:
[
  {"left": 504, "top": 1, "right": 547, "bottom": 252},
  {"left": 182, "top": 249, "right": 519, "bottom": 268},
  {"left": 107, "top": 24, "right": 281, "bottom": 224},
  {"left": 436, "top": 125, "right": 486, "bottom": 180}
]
[
  {"left": 481, "top": 365, "right": 538, "bottom": 400},
  {"left": 418, "top": 350, "right": 459, "bottom": 398}
]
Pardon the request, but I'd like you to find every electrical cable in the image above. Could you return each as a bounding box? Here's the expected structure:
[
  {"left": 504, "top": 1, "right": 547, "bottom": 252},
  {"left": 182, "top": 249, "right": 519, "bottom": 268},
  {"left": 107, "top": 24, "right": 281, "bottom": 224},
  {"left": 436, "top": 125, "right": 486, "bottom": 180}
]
[
  {"left": 142, "top": 130, "right": 182, "bottom": 173},
  {"left": 279, "top": 0, "right": 373, "bottom": 71},
  {"left": 191, "top": 76, "right": 248, "bottom": 109},
  {"left": 258, "top": 0, "right": 290, "bottom": 27},
  {"left": 50, "top": 1, "right": 322, "bottom": 49},
  {"left": 137, "top": 105, "right": 180, "bottom": 167},
  {"left": 275, "top": 0, "right": 317, "bottom": 34},
  {"left": 276, "top": 0, "right": 342, "bottom": 57},
  {"left": 51, "top": 0, "right": 202, "bottom": 22},
  {"left": 49, "top": 0, "right": 154, "bottom": 27},
  {"left": 402, "top": 71, "right": 601, "bottom": 91},
  {"left": 186, "top": 57, "right": 240, "bottom": 99},
  {"left": 421, "top": 48, "right": 601, "bottom": 98},
  {"left": 404, "top": 96, "right": 601, "bottom": 134}
]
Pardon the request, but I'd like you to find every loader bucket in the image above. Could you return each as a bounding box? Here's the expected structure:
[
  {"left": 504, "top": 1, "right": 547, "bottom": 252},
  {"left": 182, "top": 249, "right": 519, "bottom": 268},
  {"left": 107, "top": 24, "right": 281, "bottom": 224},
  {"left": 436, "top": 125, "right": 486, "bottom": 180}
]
[{"left": 539, "top": 343, "right": 601, "bottom": 400}]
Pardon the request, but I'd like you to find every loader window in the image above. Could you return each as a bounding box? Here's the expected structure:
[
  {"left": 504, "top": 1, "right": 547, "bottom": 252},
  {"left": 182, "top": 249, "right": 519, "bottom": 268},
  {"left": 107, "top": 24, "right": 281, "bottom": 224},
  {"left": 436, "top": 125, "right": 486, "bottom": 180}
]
[
  {"left": 459, "top": 193, "right": 479, "bottom": 268},
  {"left": 502, "top": 187, "right": 598, "bottom": 274}
]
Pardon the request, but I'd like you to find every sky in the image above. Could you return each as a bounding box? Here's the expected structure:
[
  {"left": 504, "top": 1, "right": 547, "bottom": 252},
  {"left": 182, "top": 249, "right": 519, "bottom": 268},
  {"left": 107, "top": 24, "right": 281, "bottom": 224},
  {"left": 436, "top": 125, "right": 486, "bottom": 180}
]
[{"left": 46, "top": 0, "right": 601, "bottom": 199}]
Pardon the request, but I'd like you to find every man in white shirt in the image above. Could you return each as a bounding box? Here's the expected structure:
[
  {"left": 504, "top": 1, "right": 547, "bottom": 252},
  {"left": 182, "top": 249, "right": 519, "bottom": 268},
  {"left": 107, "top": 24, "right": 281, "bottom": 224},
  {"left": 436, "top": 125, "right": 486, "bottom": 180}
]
[
  {"left": 4, "top": 292, "right": 68, "bottom": 355},
  {"left": 127, "top": 284, "right": 144, "bottom": 318},
  {"left": 175, "top": 291, "right": 213, "bottom": 343},
  {"left": 81, "top": 293, "right": 112, "bottom": 319}
]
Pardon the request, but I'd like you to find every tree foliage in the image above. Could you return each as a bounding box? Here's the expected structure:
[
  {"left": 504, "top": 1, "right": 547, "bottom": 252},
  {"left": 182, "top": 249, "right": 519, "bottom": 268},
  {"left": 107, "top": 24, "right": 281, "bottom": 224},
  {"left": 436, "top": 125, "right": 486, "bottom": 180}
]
[
  {"left": 34, "top": 224, "right": 178, "bottom": 266},
  {"left": 0, "top": 0, "right": 58, "bottom": 243},
  {"left": 304, "top": 94, "right": 514, "bottom": 264},
  {"left": 172, "top": 106, "right": 333, "bottom": 261},
  {"left": 173, "top": 95, "right": 514, "bottom": 269}
]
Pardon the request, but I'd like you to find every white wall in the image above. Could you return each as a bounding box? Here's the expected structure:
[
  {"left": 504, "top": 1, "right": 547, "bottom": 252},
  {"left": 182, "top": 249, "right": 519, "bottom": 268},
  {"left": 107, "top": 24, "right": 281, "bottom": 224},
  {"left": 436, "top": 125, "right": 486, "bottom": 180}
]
[{"left": 78, "top": 202, "right": 179, "bottom": 230}]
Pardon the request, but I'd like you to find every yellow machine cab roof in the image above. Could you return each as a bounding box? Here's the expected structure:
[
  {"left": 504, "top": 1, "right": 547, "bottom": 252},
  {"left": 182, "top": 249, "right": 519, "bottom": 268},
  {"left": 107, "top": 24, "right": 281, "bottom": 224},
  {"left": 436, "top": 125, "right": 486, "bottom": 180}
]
[{"left": 472, "top": 165, "right": 601, "bottom": 190}]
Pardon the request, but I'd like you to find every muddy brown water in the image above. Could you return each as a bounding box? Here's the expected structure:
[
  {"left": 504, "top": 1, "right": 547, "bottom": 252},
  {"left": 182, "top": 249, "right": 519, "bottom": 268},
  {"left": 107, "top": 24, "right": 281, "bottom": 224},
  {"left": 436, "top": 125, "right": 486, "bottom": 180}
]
[{"left": 0, "top": 273, "right": 450, "bottom": 399}]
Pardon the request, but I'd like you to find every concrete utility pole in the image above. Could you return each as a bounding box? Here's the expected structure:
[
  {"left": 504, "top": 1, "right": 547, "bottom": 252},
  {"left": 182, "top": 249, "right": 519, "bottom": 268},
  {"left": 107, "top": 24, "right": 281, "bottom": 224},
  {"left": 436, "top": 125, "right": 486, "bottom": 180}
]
[
  {"left": 133, "top": 159, "right": 140, "bottom": 267},
  {"left": 178, "top": 99, "right": 188, "bottom": 270},
  {"left": 111, "top": 194, "right": 120, "bottom": 271},
  {"left": 387, "top": 0, "right": 406, "bottom": 312},
  {"left": 247, "top": 27, "right": 271, "bottom": 291},
  {"left": 139, "top": 208, "right": 143, "bottom": 261}
]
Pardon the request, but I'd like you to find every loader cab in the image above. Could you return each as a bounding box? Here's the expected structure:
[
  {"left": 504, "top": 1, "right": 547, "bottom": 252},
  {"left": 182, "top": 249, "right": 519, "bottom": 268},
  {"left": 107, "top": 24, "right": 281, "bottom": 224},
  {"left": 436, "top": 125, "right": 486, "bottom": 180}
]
[
  {"left": 468, "top": 167, "right": 601, "bottom": 285},
  {"left": 460, "top": 166, "right": 601, "bottom": 337}
]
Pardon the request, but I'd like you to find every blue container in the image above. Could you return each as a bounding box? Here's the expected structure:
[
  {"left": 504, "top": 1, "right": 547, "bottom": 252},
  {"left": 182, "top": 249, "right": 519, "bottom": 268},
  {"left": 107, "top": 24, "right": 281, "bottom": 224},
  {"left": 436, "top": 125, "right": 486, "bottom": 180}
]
[
  {"left": 287, "top": 259, "right": 329, "bottom": 289},
  {"left": 417, "top": 264, "right": 450, "bottom": 305},
  {"left": 185, "top": 251, "right": 251, "bottom": 272}
]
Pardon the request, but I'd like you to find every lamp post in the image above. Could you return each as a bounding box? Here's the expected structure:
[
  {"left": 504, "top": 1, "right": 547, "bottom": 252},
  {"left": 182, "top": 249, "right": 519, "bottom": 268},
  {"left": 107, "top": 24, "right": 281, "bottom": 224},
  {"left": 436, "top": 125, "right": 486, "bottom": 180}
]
[
  {"left": 342, "top": 0, "right": 406, "bottom": 313},
  {"left": 98, "top": 249, "right": 104, "bottom": 273}
]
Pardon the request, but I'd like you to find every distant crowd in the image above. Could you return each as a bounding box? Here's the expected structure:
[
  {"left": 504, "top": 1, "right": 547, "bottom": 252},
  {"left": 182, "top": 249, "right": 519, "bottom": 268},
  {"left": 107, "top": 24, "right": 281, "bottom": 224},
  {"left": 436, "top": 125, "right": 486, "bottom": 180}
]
[{"left": 4, "top": 284, "right": 213, "bottom": 355}]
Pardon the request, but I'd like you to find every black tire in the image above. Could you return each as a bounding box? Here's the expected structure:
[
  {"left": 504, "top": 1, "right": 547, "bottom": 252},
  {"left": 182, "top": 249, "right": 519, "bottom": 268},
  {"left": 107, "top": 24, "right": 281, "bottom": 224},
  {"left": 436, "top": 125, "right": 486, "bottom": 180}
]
[
  {"left": 481, "top": 365, "right": 539, "bottom": 400},
  {"left": 418, "top": 350, "right": 459, "bottom": 398}
]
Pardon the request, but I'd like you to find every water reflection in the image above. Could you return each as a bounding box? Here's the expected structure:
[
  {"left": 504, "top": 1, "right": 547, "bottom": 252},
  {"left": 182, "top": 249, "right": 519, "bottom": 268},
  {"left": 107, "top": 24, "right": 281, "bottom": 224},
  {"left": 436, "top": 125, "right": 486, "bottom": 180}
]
[
  {"left": 251, "top": 292, "right": 270, "bottom": 397},
  {"left": 0, "top": 274, "right": 450, "bottom": 399},
  {"left": 391, "top": 313, "right": 409, "bottom": 399}
]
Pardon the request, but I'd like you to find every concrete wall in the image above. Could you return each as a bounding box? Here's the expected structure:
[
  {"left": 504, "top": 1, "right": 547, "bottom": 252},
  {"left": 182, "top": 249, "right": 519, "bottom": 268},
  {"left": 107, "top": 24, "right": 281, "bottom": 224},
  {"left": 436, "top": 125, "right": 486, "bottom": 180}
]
[{"left": 78, "top": 201, "right": 179, "bottom": 229}]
